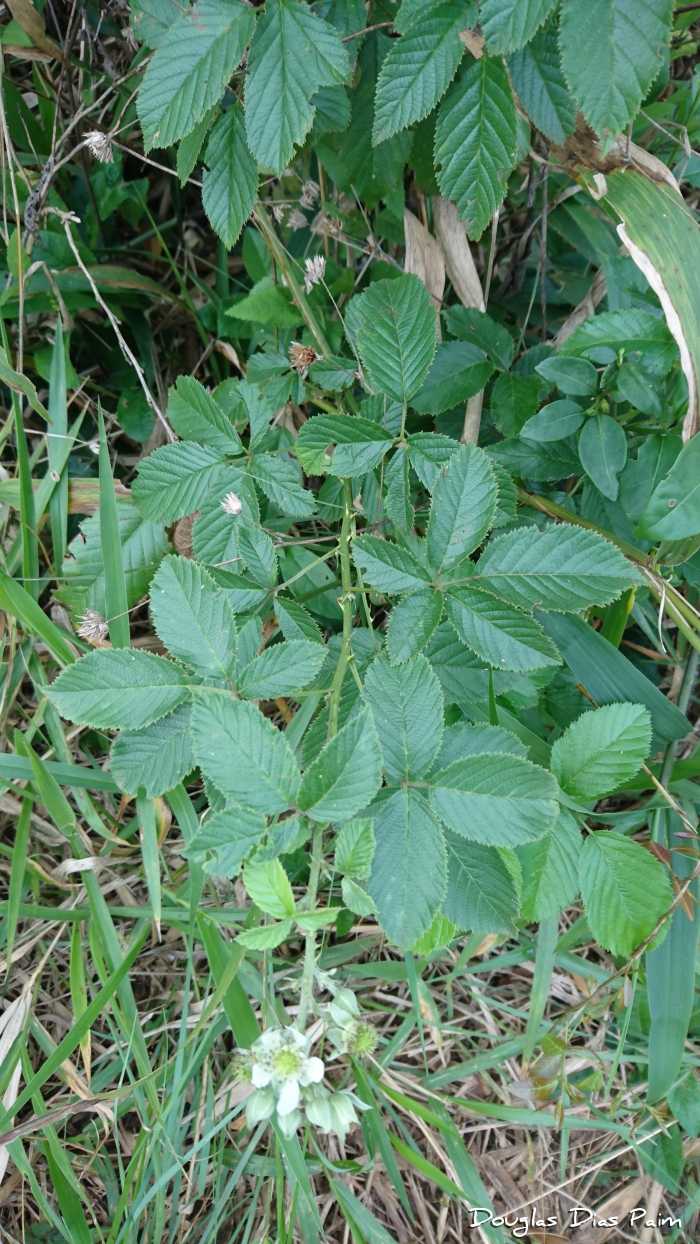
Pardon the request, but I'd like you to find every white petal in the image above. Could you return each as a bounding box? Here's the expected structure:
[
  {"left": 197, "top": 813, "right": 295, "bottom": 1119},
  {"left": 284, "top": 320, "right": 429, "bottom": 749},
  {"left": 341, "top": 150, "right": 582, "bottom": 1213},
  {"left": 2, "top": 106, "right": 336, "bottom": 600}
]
[
  {"left": 276, "top": 1078, "right": 301, "bottom": 1116},
  {"left": 251, "top": 1064, "right": 273, "bottom": 1088},
  {"left": 304, "top": 1057, "right": 325, "bottom": 1085}
]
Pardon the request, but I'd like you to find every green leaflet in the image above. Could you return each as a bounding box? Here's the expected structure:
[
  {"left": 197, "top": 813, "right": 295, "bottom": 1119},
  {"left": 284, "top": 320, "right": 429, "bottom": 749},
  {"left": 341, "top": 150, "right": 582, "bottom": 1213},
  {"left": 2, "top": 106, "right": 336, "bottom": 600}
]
[
  {"left": 444, "top": 306, "right": 514, "bottom": 371},
  {"left": 446, "top": 585, "right": 561, "bottom": 672},
  {"left": 50, "top": 649, "right": 190, "bottom": 734},
  {"left": 184, "top": 806, "right": 267, "bottom": 878},
  {"left": 132, "top": 442, "right": 226, "bottom": 524},
  {"left": 352, "top": 535, "right": 432, "bottom": 594},
  {"left": 131, "top": 0, "right": 182, "bottom": 49},
  {"left": 244, "top": 0, "right": 350, "bottom": 174},
  {"left": 520, "top": 399, "right": 584, "bottom": 442},
  {"left": 431, "top": 721, "right": 527, "bottom": 771},
  {"left": 236, "top": 640, "right": 326, "bottom": 699},
  {"left": 578, "top": 415, "right": 627, "bottom": 501},
  {"left": 551, "top": 703, "right": 651, "bottom": 800},
  {"left": 411, "top": 341, "right": 494, "bottom": 415},
  {"left": 243, "top": 859, "right": 295, "bottom": 917},
  {"left": 363, "top": 653, "right": 444, "bottom": 780},
  {"left": 507, "top": 28, "right": 576, "bottom": 145},
  {"left": 669, "top": 1075, "right": 700, "bottom": 1138},
  {"left": 536, "top": 355, "right": 599, "bottom": 396},
  {"left": 335, "top": 817, "right": 375, "bottom": 879},
  {"left": 442, "top": 831, "right": 518, "bottom": 933},
  {"left": 474, "top": 524, "right": 643, "bottom": 613},
  {"left": 149, "top": 555, "right": 237, "bottom": 681},
  {"left": 517, "top": 808, "right": 582, "bottom": 922},
  {"left": 579, "top": 832, "right": 672, "bottom": 958},
  {"left": 620, "top": 435, "right": 682, "bottom": 526},
  {"left": 337, "top": 32, "right": 415, "bottom": 209},
  {"left": 386, "top": 589, "right": 444, "bottom": 664},
  {"left": 201, "top": 104, "right": 258, "bottom": 250},
  {"left": 274, "top": 597, "right": 323, "bottom": 645},
  {"left": 384, "top": 444, "right": 414, "bottom": 535},
  {"left": 427, "top": 442, "right": 497, "bottom": 573},
  {"left": 435, "top": 54, "right": 518, "bottom": 239},
  {"left": 190, "top": 692, "right": 300, "bottom": 814},
  {"left": 368, "top": 789, "right": 447, "bottom": 950},
  {"left": 407, "top": 431, "right": 459, "bottom": 490},
  {"left": 638, "top": 431, "right": 700, "bottom": 540},
  {"left": 167, "top": 375, "right": 243, "bottom": 454},
  {"left": 372, "top": 0, "right": 468, "bottom": 143},
  {"left": 297, "top": 705, "right": 383, "bottom": 823},
  {"left": 429, "top": 751, "right": 559, "bottom": 847},
  {"left": 559, "top": 0, "right": 672, "bottom": 139},
  {"left": 248, "top": 453, "right": 316, "bottom": 519},
  {"left": 480, "top": 0, "right": 558, "bottom": 55},
  {"left": 489, "top": 371, "right": 541, "bottom": 436},
  {"left": 56, "top": 502, "right": 168, "bottom": 623},
  {"left": 296, "top": 414, "right": 393, "bottom": 476},
  {"left": 558, "top": 308, "right": 676, "bottom": 373},
  {"left": 355, "top": 274, "right": 438, "bottom": 403},
  {"left": 137, "top": 0, "right": 255, "bottom": 150},
  {"left": 111, "top": 703, "right": 194, "bottom": 798}
]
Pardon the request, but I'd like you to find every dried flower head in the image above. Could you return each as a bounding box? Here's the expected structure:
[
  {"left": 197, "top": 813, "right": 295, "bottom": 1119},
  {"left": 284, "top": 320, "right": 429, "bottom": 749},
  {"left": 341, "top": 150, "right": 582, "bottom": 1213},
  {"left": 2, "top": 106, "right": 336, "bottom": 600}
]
[
  {"left": 313, "top": 214, "right": 343, "bottom": 238},
  {"left": 272, "top": 203, "right": 286, "bottom": 223},
  {"left": 304, "top": 254, "right": 326, "bottom": 294},
  {"left": 289, "top": 341, "right": 319, "bottom": 378},
  {"left": 84, "top": 131, "right": 113, "bottom": 163},
  {"left": 88, "top": 439, "right": 100, "bottom": 455},
  {"left": 299, "top": 179, "right": 320, "bottom": 210},
  {"left": 220, "top": 491, "right": 243, "bottom": 516},
  {"left": 77, "top": 609, "right": 109, "bottom": 644},
  {"left": 287, "top": 209, "right": 308, "bottom": 231}
]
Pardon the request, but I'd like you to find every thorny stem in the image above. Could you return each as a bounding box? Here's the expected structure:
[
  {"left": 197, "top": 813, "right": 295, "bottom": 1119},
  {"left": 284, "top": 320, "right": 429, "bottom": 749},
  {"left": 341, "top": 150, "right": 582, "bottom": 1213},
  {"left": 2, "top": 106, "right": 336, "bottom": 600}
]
[{"left": 297, "top": 479, "right": 355, "bottom": 1030}]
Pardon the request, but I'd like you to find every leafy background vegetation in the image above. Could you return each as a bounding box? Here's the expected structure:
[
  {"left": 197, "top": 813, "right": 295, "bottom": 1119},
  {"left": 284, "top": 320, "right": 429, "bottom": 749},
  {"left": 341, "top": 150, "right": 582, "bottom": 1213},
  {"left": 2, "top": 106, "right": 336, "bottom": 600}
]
[{"left": 3, "top": 0, "right": 700, "bottom": 1241}]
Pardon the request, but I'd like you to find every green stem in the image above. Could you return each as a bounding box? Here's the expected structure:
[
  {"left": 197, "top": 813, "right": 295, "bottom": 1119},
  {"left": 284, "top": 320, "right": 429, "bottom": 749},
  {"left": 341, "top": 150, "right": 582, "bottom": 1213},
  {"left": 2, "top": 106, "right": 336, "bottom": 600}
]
[
  {"left": 253, "top": 205, "right": 332, "bottom": 357},
  {"left": 297, "top": 481, "right": 355, "bottom": 1030}
]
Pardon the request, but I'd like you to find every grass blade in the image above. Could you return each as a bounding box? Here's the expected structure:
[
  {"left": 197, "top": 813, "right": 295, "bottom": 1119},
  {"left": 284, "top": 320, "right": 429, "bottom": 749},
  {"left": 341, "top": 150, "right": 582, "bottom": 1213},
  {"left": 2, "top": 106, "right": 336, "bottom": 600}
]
[
  {"left": 136, "top": 795, "right": 161, "bottom": 939},
  {"left": 0, "top": 571, "right": 77, "bottom": 666},
  {"left": 70, "top": 922, "right": 91, "bottom": 1083},
  {"left": 98, "top": 405, "right": 130, "bottom": 648},
  {"left": 5, "top": 792, "right": 31, "bottom": 970},
  {"left": 523, "top": 914, "right": 558, "bottom": 1062},
  {"left": 48, "top": 319, "right": 68, "bottom": 571},
  {"left": 197, "top": 914, "right": 260, "bottom": 1047}
]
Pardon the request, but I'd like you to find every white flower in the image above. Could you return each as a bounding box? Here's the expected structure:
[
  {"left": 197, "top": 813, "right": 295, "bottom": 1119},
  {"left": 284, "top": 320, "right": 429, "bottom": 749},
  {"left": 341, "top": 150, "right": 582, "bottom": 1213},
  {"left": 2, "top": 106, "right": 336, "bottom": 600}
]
[
  {"left": 304, "top": 254, "right": 326, "bottom": 294},
  {"left": 220, "top": 491, "right": 243, "bottom": 516},
  {"left": 84, "top": 131, "right": 113, "bottom": 163},
  {"left": 77, "top": 609, "right": 108, "bottom": 644},
  {"left": 247, "top": 1025, "right": 325, "bottom": 1118}
]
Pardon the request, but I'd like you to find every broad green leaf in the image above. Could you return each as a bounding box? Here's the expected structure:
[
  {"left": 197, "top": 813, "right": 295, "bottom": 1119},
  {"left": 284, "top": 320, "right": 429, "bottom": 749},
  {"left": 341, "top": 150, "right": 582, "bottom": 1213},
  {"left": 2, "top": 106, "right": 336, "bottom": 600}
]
[
  {"left": 373, "top": 1, "right": 468, "bottom": 142},
  {"left": 386, "top": 589, "right": 444, "bottom": 664},
  {"left": 538, "top": 611, "right": 691, "bottom": 745},
  {"left": 238, "top": 920, "right": 293, "bottom": 949},
  {"left": 507, "top": 28, "right": 576, "bottom": 144},
  {"left": 131, "top": 0, "right": 181, "bottom": 49},
  {"left": 227, "top": 277, "right": 304, "bottom": 327},
  {"left": 427, "top": 443, "right": 498, "bottom": 573},
  {"left": 244, "top": 0, "right": 350, "bottom": 174},
  {"left": 167, "top": 375, "right": 243, "bottom": 454},
  {"left": 368, "top": 789, "right": 447, "bottom": 949},
  {"left": 183, "top": 805, "right": 267, "bottom": 877},
  {"left": 236, "top": 640, "right": 325, "bottom": 699},
  {"left": 551, "top": 703, "right": 651, "bottom": 799},
  {"left": 407, "top": 431, "right": 459, "bottom": 490},
  {"left": 308, "top": 355, "right": 357, "bottom": 391},
  {"left": 149, "top": 555, "right": 237, "bottom": 680},
  {"left": 298, "top": 705, "right": 383, "bottom": 823},
  {"left": 535, "top": 355, "right": 598, "bottom": 396},
  {"left": 558, "top": 308, "right": 676, "bottom": 374},
  {"left": 111, "top": 703, "right": 193, "bottom": 797},
  {"left": 619, "top": 435, "right": 681, "bottom": 526},
  {"left": 248, "top": 453, "right": 316, "bottom": 519},
  {"left": 480, "top": 0, "right": 557, "bottom": 54},
  {"left": 132, "top": 442, "right": 225, "bottom": 524},
  {"left": 384, "top": 445, "right": 414, "bottom": 535},
  {"left": 243, "top": 859, "right": 295, "bottom": 918},
  {"left": 446, "top": 585, "right": 561, "bottom": 671},
  {"left": 190, "top": 692, "right": 300, "bottom": 814},
  {"left": 444, "top": 306, "right": 514, "bottom": 371},
  {"left": 616, "top": 358, "right": 664, "bottom": 419},
  {"left": 274, "top": 598, "right": 323, "bottom": 645},
  {"left": 637, "top": 427, "right": 700, "bottom": 540},
  {"left": 352, "top": 535, "right": 432, "bottom": 593},
  {"left": 578, "top": 415, "right": 627, "bottom": 501},
  {"left": 474, "top": 524, "right": 643, "bottom": 612},
  {"left": 411, "top": 341, "right": 493, "bottom": 415},
  {"left": 517, "top": 809, "right": 582, "bottom": 922},
  {"left": 137, "top": 0, "right": 255, "bottom": 149},
  {"left": 55, "top": 502, "right": 168, "bottom": 622},
  {"left": 237, "top": 521, "right": 278, "bottom": 588},
  {"left": 191, "top": 467, "right": 259, "bottom": 570},
  {"left": 430, "top": 752, "right": 559, "bottom": 846},
  {"left": 335, "top": 817, "right": 375, "bottom": 879},
  {"left": 579, "top": 832, "right": 672, "bottom": 957},
  {"left": 489, "top": 371, "right": 541, "bottom": 436},
  {"left": 213, "top": 570, "right": 270, "bottom": 614},
  {"left": 342, "top": 876, "right": 375, "bottom": 916},
  {"left": 355, "top": 275, "right": 437, "bottom": 403},
  {"left": 560, "top": 0, "right": 672, "bottom": 138},
  {"left": 311, "top": 85, "right": 352, "bottom": 135},
  {"left": 295, "top": 908, "right": 343, "bottom": 931},
  {"left": 337, "top": 32, "right": 415, "bottom": 208},
  {"left": 201, "top": 103, "right": 258, "bottom": 249},
  {"left": 442, "top": 831, "right": 518, "bottom": 933},
  {"left": 435, "top": 54, "right": 518, "bottom": 239},
  {"left": 488, "top": 434, "right": 581, "bottom": 480},
  {"left": 49, "top": 650, "right": 190, "bottom": 730},
  {"left": 296, "top": 414, "right": 393, "bottom": 476},
  {"left": 432, "top": 721, "right": 527, "bottom": 771},
  {"left": 669, "top": 1075, "right": 700, "bottom": 1139},
  {"left": 177, "top": 107, "right": 217, "bottom": 184},
  {"left": 520, "top": 399, "right": 584, "bottom": 442},
  {"left": 364, "top": 653, "right": 444, "bottom": 780}
]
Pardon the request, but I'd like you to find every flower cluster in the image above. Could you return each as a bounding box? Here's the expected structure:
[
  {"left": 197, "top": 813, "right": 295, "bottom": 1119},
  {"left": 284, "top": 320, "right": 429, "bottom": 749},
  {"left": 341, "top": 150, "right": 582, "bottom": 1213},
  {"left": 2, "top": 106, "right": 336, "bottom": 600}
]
[
  {"left": 236, "top": 1026, "right": 366, "bottom": 1141},
  {"left": 326, "top": 989, "right": 378, "bottom": 1059}
]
